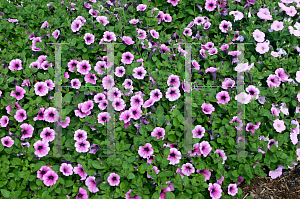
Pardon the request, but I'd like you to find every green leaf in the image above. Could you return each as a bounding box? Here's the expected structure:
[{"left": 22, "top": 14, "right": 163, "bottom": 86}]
[
  {"left": 77, "top": 43, "right": 84, "bottom": 49},
  {"left": 62, "top": 179, "right": 72, "bottom": 188},
  {"left": 71, "top": 38, "right": 76, "bottom": 46},
  {"left": 165, "top": 192, "right": 175, "bottom": 199},
  {"left": 177, "top": 114, "right": 185, "bottom": 124},
  {"left": 232, "top": 170, "right": 239, "bottom": 177},
  {"left": 270, "top": 144, "right": 277, "bottom": 153},
  {"left": 168, "top": 134, "right": 176, "bottom": 142},
  {"left": 142, "top": 0, "right": 149, "bottom": 5},
  {"left": 270, "top": 155, "right": 277, "bottom": 163},
  {"left": 1, "top": 189, "right": 10, "bottom": 198},
  {"left": 127, "top": 173, "right": 135, "bottom": 179},
  {"left": 48, "top": 66, "right": 54, "bottom": 76},
  {"left": 92, "top": 160, "right": 105, "bottom": 169},
  {"left": 82, "top": 53, "right": 89, "bottom": 60},
  {"left": 100, "top": 182, "right": 110, "bottom": 190}
]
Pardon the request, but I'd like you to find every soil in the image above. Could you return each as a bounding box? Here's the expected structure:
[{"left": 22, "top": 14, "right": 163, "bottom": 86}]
[{"left": 239, "top": 164, "right": 300, "bottom": 199}]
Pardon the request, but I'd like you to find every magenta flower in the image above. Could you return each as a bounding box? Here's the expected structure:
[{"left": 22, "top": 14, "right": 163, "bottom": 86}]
[
  {"left": 60, "top": 163, "right": 73, "bottom": 176},
  {"left": 33, "top": 140, "right": 50, "bottom": 157},
  {"left": 256, "top": 42, "right": 270, "bottom": 54},
  {"left": 197, "top": 169, "right": 211, "bottom": 182},
  {"left": 96, "top": 16, "right": 109, "bottom": 26},
  {"left": 40, "top": 127, "right": 55, "bottom": 142},
  {"left": 8, "top": 59, "right": 23, "bottom": 71},
  {"left": 167, "top": 74, "right": 180, "bottom": 87},
  {"left": 130, "top": 95, "right": 144, "bottom": 107},
  {"left": 74, "top": 129, "right": 88, "bottom": 142},
  {"left": 219, "top": 20, "right": 232, "bottom": 33},
  {"left": 205, "top": 0, "right": 217, "bottom": 12},
  {"left": 246, "top": 85, "right": 260, "bottom": 99},
  {"left": 121, "top": 52, "right": 134, "bottom": 65},
  {"left": 1, "top": 136, "right": 14, "bottom": 147},
  {"left": 267, "top": 74, "right": 281, "bottom": 90},
  {"left": 214, "top": 149, "right": 227, "bottom": 164},
  {"left": 183, "top": 27, "right": 192, "bottom": 36},
  {"left": 163, "top": 13, "right": 172, "bottom": 22},
  {"left": 181, "top": 163, "right": 195, "bottom": 176},
  {"left": 129, "top": 106, "right": 142, "bottom": 120},
  {"left": 75, "top": 140, "right": 90, "bottom": 153},
  {"left": 76, "top": 187, "right": 88, "bottom": 199},
  {"left": 165, "top": 87, "right": 181, "bottom": 102},
  {"left": 34, "top": 82, "right": 49, "bottom": 96},
  {"left": 81, "top": 100, "right": 94, "bottom": 113},
  {"left": 285, "top": 6, "right": 297, "bottom": 17},
  {"left": 228, "top": 183, "right": 238, "bottom": 196},
  {"left": 271, "top": 20, "right": 284, "bottom": 31},
  {"left": 37, "top": 166, "right": 51, "bottom": 180},
  {"left": 167, "top": 0, "right": 180, "bottom": 6},
  {"left": 115, "top": 66, "right": 126, "bottom": 77},
  {"left": 52, "top": 29, "right": 60, "bottom": 39},
  {"left": 229, "top": 11, "right": 244, "bottom": 22},
  {"left": 60, "top": 117, "right": 70, "bottom": 128},
  {"left": 85, "top": 176, "right": 99, "bottom": 193},
  {"left": 107, "top": 87, "right": 122, "bottom": 101},
  {"left": 45, "top": 79, "right": 55, "bottom": 91},
  {"left": 119, "top": 110, "right": 133, "bottom": 123},
  {"left": 97, "top": 112, "right": 111, "bottom": 125},
  {"left": 273, "top": 119, "right": 286, "bottom": 133},
  {"left": 199, "top": 141, "right": 212, "bottom": 157},
  {"left": 33, "top": 108, "right": 45, "bottom": 121},
  {"left": 150, "top": 29, "right": 159, "bottom": 39},
  {"left": 235, "top": 92, "right": 252, "bottom": 104},
  {"left": 122, "top": 36, "right": 135, "bottom": 45},
  {"left": 107, "top": 173, "right": 120, "bottom": 186},
  {"left": 84, "top": 73, "right": 97, "bottom": 84},
  {"left": 68, "top": 59, "right": 79, "bottom": 72},
  {"left": 151, "top": 127, "right": 165, "bottom": 140},
  {"left": 44, "top": 107, "right": 59, "bottom": 123},
  {"left": 132, "top": 66, "right": 147, "bottom": 79},
  {"left": 257, "top": 8, "right": 273, "bottom": 20},
  {"left": 98, "top": 100, "right": 108, "bottom": 111},
  {"left": 129, "top": 19, "right": 139, "bottom": 24},
  {"left": 222, "top": 78, "right": 235, "bottom": 89},
  {"left": 102, "top": 75, "right": 115, "bottom": 90},
  {"left": 137, "top": 4, "right": 147, "bottom": 11},
  {"left": 216, "top": 91, "right": 230, "bottom": 105},
  {"left": 70, "top": 79, "right": 81, "bottom": 89},
  {"left": 10, "top": 86, "right": 26, "bottom": 100},
  {"left": 84, "top": 33, "right": 95, "bottom": 45},
  {"left": 275, "top": 68, "right": 289, "bottom": 82},
  {"left": 77, "top": 60, "right": 91, "bottom": 75},
  {"left": 71, "top": 19, "right": 83, "bottom": 32},
  {"left": 136, "top": 28, "right": 147, "bottom": 39},
  {"left": 125, "top": 189, "right": 142, "bottom": 199},
  {"left": 167, "top": 148, "right": 182, "bottom": 165},
  {"left": 201, "top": 102, "right": 215, "bottom": 114},
  {"left": 269, "top": 166, "right": 284, "bottom": 179},
  {"left": 20, "top": 123, "right": 34, "bottom": 140},
  {"left": 73, "top": 164, "right": 88, "bottom": 180},
  {"left": 29, "top": 61, "right": 41, "bottom": 69},
  {"left": 192, "top": 125, "right": 205, "bottom": 139},
  {"left": 94, "top": 93, "right": 106, "bottom": 103},
  {"left": 150, "top": 89, "right": 163, "bottom": 102},
  {"left": 14, "top": 109, "right": 27, "bottom": 122},
  {"left": 0, "top": 115, "right": 9, "bottom": 127},
  {"left": 42, "top": 170, "right": 58, "bottom": 187},
  {"left": 138, "top": 143, "right": 154, "bottom": 158},
  {"left": 208, "top": 183, "right": 223, "bottom": 199},
  {"left": 103, "top": 31, "right": 116, "bottom": 42},
  {"left": 188, "top": 143, "right": 201, "bottom": 157},
  {"left": 40, "top": 61, "right": 52, "bottom": 70},
  {"left": 113, "top": 97, "right": 126, "bottom": 111}
]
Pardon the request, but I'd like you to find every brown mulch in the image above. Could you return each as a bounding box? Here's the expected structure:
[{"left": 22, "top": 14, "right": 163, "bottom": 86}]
[{"left": 239, "top": 164, "right": 300, "bottom": 199}]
